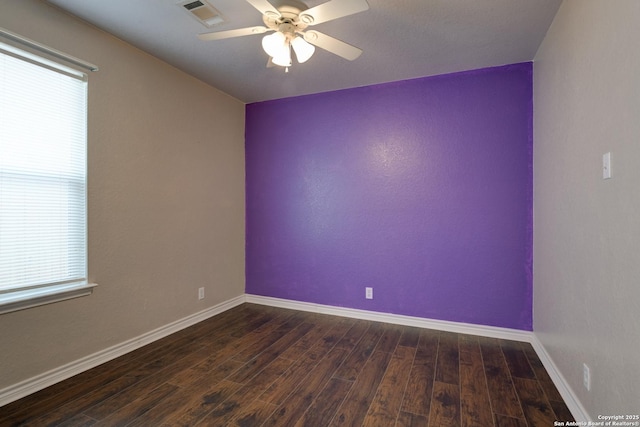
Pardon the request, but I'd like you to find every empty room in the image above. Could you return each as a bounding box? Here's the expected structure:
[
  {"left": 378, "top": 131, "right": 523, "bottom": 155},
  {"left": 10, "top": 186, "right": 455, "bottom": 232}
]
[{"left": 0, "top": 0, "right": 638, "bottom": 425}]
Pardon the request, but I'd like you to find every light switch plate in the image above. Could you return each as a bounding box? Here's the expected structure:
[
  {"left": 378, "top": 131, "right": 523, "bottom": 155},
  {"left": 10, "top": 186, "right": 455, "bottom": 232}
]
[{"left": 603, "top": 152, "right": 612, "bottom": 179}]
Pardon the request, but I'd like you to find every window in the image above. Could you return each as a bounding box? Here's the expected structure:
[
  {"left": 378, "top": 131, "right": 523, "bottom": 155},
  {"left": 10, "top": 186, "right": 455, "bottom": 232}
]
[{"left": 0, "top": 38, "right": 96, "bottom": 314}]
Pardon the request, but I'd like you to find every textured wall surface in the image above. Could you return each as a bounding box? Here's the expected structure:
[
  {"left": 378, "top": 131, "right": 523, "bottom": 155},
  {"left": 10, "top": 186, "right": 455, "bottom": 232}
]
[
  {"left": 534, "top": 0, "right": 640, "bottom": 417},
  {"left": 0, "top": 0, "right": 245, "bottom": 391},
  {"left": 246, "top": 63, "right": 533, "bottom": 330}
]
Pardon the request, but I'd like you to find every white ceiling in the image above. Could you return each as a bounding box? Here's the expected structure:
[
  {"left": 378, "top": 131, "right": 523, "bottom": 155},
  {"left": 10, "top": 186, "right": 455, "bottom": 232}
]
[{"left": 46, "top": 0, "right": 562, "bottom": 103}]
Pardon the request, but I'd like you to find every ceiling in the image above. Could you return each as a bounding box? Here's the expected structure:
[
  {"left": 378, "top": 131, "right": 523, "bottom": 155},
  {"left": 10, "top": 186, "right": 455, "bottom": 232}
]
[{"left": 46, "top": 0, "right": 562, "bottom": 104}]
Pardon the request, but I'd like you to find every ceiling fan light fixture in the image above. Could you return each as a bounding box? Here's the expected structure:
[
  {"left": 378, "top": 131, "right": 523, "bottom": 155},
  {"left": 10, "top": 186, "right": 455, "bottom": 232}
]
[
  {"left": 291, "top": 36, "right": 315, "bottom": 63},
  {"left": 261, "top": 31, "right": 287, "bottom": 58}
]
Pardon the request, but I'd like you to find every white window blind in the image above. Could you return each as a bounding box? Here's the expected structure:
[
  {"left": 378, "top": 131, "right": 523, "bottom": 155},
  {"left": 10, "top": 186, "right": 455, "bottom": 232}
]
[{"left": 0, "top": 42, "right": 88, "bottom": 298}]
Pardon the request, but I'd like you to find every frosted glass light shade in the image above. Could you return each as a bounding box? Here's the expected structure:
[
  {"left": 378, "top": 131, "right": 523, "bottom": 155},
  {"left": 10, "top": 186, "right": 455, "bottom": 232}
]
[
  {"left": 272, "top": 46, "right": 292, "bottom": 67},
  {"left": 291, "top": 36, "right": 315, "bottom": 63},
  {"left": 262, "top": 32, "right": 287, "bottom": 58}
]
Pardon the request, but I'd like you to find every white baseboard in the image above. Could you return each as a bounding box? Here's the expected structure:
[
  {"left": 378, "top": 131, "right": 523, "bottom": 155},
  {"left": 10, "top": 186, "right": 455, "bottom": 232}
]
[
  {"left": 1, "top": 292, "right": 589, "bottom": 424},
  {"left": 0, "top": 295, "right": 245, "bottom": 407},
  {"left": 530, "top": 335, "right": 591, "bottom": 422},
  {"left": 245, "top": 294, "right": 533, "bottom": 342},
  {"left": 246, "top": 294, "right": 590, "bottom": 422}
]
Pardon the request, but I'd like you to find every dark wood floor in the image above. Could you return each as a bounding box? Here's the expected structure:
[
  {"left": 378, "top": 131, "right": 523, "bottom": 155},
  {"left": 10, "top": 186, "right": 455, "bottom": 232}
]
[{"left": 1, "top": 303, "right": 574, "bottom": 426}]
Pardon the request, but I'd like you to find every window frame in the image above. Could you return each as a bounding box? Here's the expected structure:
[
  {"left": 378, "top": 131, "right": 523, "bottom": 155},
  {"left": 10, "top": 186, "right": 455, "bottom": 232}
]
[{"left": 0, "top": 35, "right": 98, "bottom": 315}]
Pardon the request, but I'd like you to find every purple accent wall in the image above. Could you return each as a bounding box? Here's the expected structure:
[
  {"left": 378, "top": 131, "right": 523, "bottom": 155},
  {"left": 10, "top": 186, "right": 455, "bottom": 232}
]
[{"left": 245, "top": 62, "right": 533, "bottom": 330}]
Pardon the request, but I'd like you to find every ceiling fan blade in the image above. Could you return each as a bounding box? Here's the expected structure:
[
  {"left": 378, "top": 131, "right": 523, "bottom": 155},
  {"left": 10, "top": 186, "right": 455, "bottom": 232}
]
[
  {"left": 246, "top": 0, "right": 281, "bottom": 17},
  {"left": 198, "top": 26, "right": 268, "bottom": 41},
  {"left": 303, "top": 30, "right": 362, "bottom": 61},
  {"left": 300, "top": 0, "right": 369, "bottom": 26}
]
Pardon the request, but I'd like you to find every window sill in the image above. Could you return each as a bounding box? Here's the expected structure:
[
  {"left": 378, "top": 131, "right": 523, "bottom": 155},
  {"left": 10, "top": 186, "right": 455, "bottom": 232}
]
[{"left": 0, "top": 282, "right": 98, "bottom": 315}]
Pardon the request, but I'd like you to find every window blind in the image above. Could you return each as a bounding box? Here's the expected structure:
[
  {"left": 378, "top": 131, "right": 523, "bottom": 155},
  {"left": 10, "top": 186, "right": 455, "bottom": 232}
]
[{"left": 0, "top": 43, "right": 88, "bottom": 293}]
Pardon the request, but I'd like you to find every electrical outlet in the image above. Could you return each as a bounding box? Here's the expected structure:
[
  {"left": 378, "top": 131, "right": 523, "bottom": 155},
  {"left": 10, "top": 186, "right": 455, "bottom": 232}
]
[
  {"left": 583, "top": 363, "right": 591, "bottom": 391},
  {"left": 365, "top": 287, "right": 373, "bottom": 299},
  {"left": 198, "top": 287, "right": 205, "bottom": 300}
]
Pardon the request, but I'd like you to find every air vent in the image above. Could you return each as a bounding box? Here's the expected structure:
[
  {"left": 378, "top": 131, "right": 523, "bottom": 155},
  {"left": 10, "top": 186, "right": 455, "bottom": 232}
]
[{"left": 178, "top": 0, "right": 225, "bottom": 28}]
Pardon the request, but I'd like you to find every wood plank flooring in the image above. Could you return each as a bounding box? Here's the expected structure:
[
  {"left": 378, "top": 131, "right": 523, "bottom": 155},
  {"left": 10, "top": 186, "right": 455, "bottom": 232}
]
[{"left": 0, "top": 304, "right": 574, "bottom": 426}]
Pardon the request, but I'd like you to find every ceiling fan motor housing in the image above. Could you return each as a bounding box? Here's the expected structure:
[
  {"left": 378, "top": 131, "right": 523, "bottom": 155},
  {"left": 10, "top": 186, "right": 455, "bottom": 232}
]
[{"left": 262, "top": 3, "right": 310, "bottom": 36}]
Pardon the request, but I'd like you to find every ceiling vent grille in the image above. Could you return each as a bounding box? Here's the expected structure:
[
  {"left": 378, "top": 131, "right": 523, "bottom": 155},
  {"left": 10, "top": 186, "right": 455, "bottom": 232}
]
[{"left": 178, "top": 0, "right": 225, "bottom": 28}]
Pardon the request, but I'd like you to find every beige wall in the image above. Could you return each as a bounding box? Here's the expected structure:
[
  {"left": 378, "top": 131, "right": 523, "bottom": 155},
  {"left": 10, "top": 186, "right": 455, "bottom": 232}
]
[
  {"left": 0, "top": 0, "right": 245, "bottom": 390},
  {"left": 534, "top": 0, "right": 640, "bottom": 418}
]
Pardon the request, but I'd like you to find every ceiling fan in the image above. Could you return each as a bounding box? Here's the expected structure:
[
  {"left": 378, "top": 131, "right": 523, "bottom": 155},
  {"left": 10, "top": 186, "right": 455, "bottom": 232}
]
[{"left": 198, "top": 0, "right": 369, "bottom": 70}]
